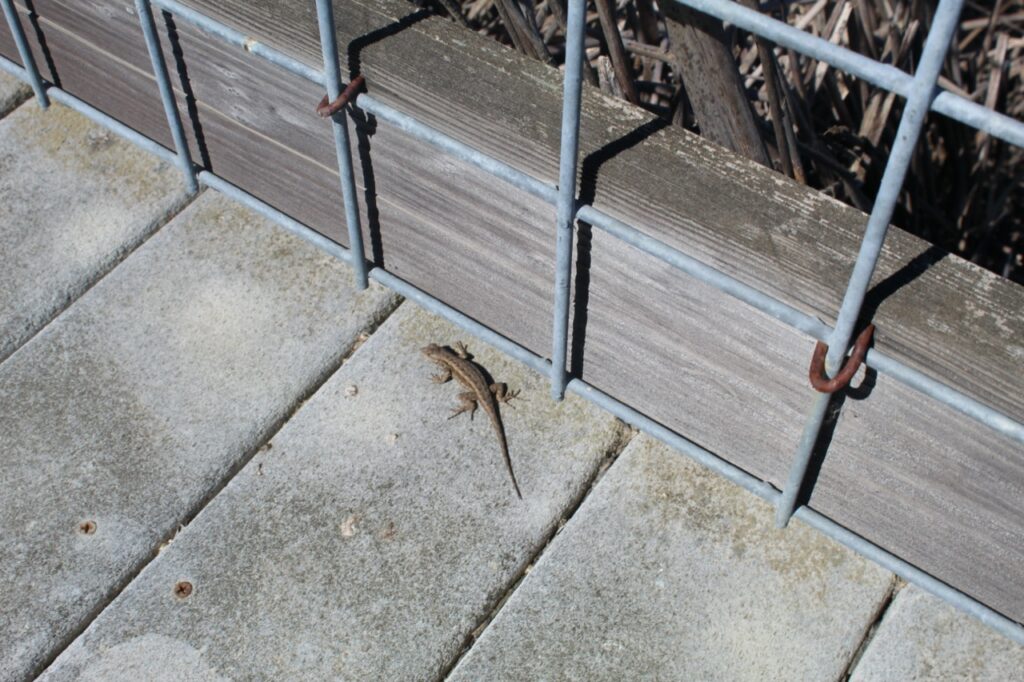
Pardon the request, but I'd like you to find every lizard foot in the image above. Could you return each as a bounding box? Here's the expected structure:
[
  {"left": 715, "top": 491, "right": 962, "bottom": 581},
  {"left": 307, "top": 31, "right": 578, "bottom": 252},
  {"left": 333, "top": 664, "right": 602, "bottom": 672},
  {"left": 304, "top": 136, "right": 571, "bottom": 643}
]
[
  {"left": 491, "top": 383, "right": 520, "bottom": 406},
  {"left": 452, "top": 341, "right": 472, "bottom": 359}
]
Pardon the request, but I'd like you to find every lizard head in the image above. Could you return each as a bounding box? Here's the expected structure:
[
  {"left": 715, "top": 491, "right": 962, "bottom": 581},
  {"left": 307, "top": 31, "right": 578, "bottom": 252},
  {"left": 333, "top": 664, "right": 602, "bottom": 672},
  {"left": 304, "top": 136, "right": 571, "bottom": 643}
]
[{"left": 421, "top": 343, "right": 442, "bottom": 357}]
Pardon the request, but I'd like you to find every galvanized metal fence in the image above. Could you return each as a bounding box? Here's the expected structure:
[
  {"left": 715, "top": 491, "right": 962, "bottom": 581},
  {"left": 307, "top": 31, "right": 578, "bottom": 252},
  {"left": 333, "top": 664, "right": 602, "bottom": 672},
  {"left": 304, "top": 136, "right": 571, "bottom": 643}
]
[{"left": 3, "top": 0, "right": 1023, "bottom": 644}]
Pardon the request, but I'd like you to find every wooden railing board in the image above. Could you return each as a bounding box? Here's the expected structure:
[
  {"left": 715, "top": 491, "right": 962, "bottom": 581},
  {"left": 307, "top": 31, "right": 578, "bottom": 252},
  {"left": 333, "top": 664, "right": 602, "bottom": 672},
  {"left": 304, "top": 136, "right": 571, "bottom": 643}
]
[{"left": 811, "top": 370, "right": 1024, "bottom": 617}]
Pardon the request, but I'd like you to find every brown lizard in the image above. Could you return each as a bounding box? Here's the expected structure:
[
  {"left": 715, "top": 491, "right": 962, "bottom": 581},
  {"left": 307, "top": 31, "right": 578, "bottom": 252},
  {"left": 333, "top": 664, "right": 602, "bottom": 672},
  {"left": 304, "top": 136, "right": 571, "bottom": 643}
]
[{"left": 422, "top": 342, "right": 522, "bottom": 499}]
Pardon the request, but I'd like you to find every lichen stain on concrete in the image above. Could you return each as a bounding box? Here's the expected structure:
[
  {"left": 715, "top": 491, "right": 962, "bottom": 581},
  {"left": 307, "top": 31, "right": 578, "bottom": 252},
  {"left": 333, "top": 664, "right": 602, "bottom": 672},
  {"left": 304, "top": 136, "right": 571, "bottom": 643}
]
[
  {"left": 74, "top": 634, "right": 229, "bottom": 682},
  {"left": 20, "top": 104, "right": 176, "bottom": 203},
  {"left": 762, "top": 526, "right": 851, "bottom": 590},
  {"left": 182, "top": 198, "right": 398, "bottom": 327},
  {"left": 633, "top": 438, "right": 871, "bottom": 594}
]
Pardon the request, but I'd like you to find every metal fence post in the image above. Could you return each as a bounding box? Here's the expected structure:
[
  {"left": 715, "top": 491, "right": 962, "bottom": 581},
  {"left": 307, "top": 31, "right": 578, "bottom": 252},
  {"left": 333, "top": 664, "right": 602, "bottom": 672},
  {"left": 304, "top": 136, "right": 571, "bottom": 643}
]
[
  {"left": 774, "top": 0, "right": 966, "bottom": 528},
  {"left": 1, "top": 0, "right": 49, "bottom": 107},
  {"left": 550, "top": 0, "right": 587, "bottom": 401},
  {"left": 315, "top": 0, "right": 369, "bottom": 291},
  {"left": 135, "top": 0, "right": 198, "bottom": 193}
]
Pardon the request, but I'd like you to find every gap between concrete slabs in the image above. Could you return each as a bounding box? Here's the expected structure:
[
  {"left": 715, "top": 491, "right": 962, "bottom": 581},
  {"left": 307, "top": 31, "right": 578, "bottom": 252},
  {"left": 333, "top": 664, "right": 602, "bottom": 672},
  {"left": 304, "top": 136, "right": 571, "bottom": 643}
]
[
  {"left": 40, "top": 303, "right": 629, "bottom": 681},
  {"left": 0, "top": 191, "right": 399, "bottom": 681},
  {"left": 0, "top": 101, "right": 193, "bottom": 364},
  {"left": 448, "top": 434, "right": 897, "bottom": 681},
  {"left": 848, "top": 584, "right": 1024, "bottom": 680}
]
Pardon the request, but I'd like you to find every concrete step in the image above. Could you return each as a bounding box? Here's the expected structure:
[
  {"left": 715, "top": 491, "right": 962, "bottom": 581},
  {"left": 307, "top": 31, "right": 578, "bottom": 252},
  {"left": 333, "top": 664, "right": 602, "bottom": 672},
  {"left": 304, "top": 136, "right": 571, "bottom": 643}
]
[
  {"left": 0, "top": 70, "right": 29, "bottom": 116},
  {"left": 449, "top": 434, "right": 896, "bottom": 681},
  {"left": 40, "top": 303, "right": 626, "bottom": 681},
  {"left": 0, "top": 192, "right": 398, "bottom": 680},
  {"left": 0, "top": 101, "right": 189, "bottom": 362}
]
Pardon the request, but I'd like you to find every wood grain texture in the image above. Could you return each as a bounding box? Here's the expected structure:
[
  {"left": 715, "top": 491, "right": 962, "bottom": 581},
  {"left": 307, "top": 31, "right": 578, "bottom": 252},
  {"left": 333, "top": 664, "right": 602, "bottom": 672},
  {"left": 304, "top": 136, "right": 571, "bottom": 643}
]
[
  {"left": 810, "top": 371, "right": 1024, "bottom": 619},
  {"left": 2, "top": 0, "right": 1023, "bottom": 624}
]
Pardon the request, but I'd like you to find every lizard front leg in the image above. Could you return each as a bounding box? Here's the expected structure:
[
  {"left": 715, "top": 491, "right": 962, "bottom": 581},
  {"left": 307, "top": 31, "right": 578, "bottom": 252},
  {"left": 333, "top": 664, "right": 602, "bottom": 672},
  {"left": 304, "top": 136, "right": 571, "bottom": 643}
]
[
  {"left": 447, "top": 391, "right": 479, "bottom": 420},
  {"left": 452, "top": 341, "right": 472, "bottom": 360}
]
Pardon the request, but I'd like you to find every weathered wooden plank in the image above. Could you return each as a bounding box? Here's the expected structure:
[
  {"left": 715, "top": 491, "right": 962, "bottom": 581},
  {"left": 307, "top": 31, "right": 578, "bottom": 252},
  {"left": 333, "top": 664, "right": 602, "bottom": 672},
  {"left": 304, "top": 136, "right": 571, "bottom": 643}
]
[
  {"left": 809, "top": 371, "right": 1024, "bottom": 618},
  {"left": 27, "top": 0, "right": 1000, "bottom": 434},
  {"left": 3, "top": 0, "right": 1023, "bottom": 625}
]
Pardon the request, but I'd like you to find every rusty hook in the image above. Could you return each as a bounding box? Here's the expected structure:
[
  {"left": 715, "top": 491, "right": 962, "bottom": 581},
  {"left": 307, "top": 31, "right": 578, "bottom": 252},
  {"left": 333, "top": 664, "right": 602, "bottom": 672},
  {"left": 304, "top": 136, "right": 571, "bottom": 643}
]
[
  {"left": 808, "top": 323, "right": 875, "bottom": 393},
  {"left": 316, "top": 74, "right": 365, "bottom": 118}
]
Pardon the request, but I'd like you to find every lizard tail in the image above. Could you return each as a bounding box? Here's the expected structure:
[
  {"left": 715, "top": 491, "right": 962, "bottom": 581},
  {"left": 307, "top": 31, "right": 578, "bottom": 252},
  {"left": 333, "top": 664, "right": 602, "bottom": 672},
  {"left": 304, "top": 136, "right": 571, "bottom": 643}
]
[
  {"left": 487, "top": 405, "right": 523, "bottom": 500},
  {"left": 498, "top": 432, "right": 523, "bottom": 500},
  {"left": 508, "top": 464, "right": 524, "bottom": 499}
]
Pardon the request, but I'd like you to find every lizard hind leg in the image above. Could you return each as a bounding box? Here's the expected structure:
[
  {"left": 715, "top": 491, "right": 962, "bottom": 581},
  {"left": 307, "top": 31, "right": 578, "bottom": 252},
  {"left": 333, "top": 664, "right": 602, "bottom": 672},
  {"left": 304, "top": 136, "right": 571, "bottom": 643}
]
[
  {"left": 491, "top": 383, "right": 520, "bottom": 406},
  {"left": 430, "top": 367, "right": 453, "bottom": 384},
  {"left": 448, "top": 391, "right": 478, "bottom": 420}
]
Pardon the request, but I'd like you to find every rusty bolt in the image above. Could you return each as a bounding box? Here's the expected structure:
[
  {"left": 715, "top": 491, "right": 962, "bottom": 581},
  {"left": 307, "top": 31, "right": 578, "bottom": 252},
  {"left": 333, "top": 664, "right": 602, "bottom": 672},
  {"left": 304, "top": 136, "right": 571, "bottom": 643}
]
[
  {"left": 77, "top": 520, "right": 97, "bottom": 535},
  {"left": 174, "top": 581, "right": 193, "bottom": 599}
]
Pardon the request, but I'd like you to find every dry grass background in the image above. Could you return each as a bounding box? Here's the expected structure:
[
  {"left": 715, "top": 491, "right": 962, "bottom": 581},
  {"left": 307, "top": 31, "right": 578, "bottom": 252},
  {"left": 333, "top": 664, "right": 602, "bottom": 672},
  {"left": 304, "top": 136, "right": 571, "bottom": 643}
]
[{"left": 420, "top": 0, "right": 1024, "bottom": 283}]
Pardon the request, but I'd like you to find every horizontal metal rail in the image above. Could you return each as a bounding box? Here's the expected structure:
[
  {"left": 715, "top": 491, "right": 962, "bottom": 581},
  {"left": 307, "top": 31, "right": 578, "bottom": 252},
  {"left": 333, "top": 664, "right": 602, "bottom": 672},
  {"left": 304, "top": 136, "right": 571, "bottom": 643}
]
[
  {"left": 150, "top": 0, "right": 322, "bottom": 83},
  {"left": 8, "top": 47, "right": 1015, "bottom": 450},
  {"left": 3, "top": 0, "right": 1022, "bottom": 648}
]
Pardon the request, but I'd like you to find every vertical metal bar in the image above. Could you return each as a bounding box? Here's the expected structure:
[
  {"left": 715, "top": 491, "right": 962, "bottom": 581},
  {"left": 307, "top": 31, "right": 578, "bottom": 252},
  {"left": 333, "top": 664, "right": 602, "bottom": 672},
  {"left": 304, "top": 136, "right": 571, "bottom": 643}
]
[
  {"left": 824, "top": 0, "right": 965, "bottom": 374},
  {"left": 775, "top": 0, "right": 965, "bottom": 528},
  {"left": 1, "top": 0, "right": 49, "bottom": 107},
  {"left": 550, "top": 0, "right": 586, "bottom": 401},
  {"left": 775, "top": 391, "right": 831, "bottom": 527},
  {"left": 315, "top": 0, "right": 368, "bottom": 291},
  {"left": 135, "top": 0, "right": 197, "bottom": 193}
]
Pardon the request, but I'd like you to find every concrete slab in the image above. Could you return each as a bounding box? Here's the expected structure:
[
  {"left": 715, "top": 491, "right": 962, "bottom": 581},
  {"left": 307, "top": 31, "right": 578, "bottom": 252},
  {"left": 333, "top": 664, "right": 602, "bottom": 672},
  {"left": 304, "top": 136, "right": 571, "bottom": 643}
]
[
  {"left": 0, "top": 70, "right": 30, "bottom": 115},
  {"left": 0, "top": 102, "right": 189, "bottom": 362},
  {"left": 449, "top": 435, "right": 896, "bottom": 681},
  {"left": 41, "top": 304, "right": 627, "bottom": 681},
  {"left": 0, "top": 192, "right": 399, "bottom": 680},
  {"left": 850, "top": 585, "right": 1024, "bottom": 681}
]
